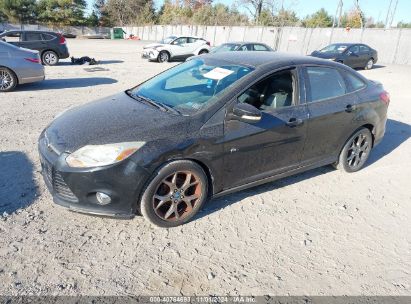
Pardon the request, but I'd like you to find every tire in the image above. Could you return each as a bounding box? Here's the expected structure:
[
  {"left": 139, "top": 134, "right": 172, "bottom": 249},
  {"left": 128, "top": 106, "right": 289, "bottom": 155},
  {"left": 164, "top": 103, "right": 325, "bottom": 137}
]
[
  {"left": 335, "top": 128, "right": 373, "bottom": 173},
  {"left": 199, "top": 49, "right": 208, "bottom": 55},
  {"left": 140, "top": 160, "right": 208, "bottom": 227},
  {"left": 157, "top": 51, "right": 170, "bottom": 63},
  {"left": 42, "top": 51, "right": 59, "bottom": 66},
  {"left": 0, "top": 67, "right": 18, "bottom": 92},
  {"left": 365, "top": 59, "right": 374, "bottom": 70}
]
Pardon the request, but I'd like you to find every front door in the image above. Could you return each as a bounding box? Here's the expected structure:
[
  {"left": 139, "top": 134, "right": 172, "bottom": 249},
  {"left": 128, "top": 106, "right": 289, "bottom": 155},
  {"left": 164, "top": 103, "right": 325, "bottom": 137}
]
[
  {"left": 301, "top": 66, "right": 359, "bottom": 165},
  {"left": 223, "top": 68, "right": 308, "bottom": 189},
  {"left": 345, "top": 45, "right": 362, "bottom": 68}
]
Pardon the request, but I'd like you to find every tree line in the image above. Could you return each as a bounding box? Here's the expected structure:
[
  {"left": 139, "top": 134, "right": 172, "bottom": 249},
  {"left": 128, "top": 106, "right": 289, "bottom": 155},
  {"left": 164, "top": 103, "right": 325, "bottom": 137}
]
[{"left": 0, "top": 0, "right": 410, "bottom": 28}]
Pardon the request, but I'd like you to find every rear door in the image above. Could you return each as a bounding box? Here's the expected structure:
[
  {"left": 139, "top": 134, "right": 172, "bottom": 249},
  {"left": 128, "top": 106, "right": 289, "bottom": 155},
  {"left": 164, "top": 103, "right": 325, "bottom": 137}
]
[
  {"left": 223, "top": 67, "right": 309, "bottom": 188},
  {"left": 20, "top": 32, "right": 44, "bottom": 52},
  {"left": 301, "top": 66, "right": 359, "bottom": 165},
  {"left": 359, "top": 45, "right": 372, "bottom": 66}
]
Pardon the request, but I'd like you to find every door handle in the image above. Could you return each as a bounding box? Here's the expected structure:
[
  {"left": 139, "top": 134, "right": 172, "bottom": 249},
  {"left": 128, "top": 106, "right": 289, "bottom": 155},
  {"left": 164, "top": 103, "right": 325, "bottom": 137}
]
[
  {"left": 286, "top": 117, "right": 303, "bottom": 127},
  {"left": 345, "top": 104, "right": 357, "bottom": 113}
]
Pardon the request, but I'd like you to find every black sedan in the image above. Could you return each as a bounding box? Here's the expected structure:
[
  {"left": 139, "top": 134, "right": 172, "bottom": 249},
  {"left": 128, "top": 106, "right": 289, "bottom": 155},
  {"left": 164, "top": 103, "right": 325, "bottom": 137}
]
[
  {"left": 211, "top": 42, "right": 274, "bottom": 53},
  {"left": 39, "top": 52, "right": 389, "bottom": 227},
  {"left": 310, "top": 43, "right": 378, "bottom": 70}
]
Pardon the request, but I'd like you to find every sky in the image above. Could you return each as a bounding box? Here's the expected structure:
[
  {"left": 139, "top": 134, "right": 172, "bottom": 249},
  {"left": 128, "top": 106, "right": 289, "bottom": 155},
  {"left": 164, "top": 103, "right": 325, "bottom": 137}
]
[{"left": 86, "top": 0, "right": 410, "bottom": 24}]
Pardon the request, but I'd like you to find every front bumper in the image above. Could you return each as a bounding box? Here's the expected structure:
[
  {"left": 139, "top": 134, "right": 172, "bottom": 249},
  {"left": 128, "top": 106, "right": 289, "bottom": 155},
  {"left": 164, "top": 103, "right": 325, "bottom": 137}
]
[
  {"left": 38, "top": 135, "right": 151, "bottom": 218},
  {"left": 142, "top": 49, "right": 159, "bottom": 61}
]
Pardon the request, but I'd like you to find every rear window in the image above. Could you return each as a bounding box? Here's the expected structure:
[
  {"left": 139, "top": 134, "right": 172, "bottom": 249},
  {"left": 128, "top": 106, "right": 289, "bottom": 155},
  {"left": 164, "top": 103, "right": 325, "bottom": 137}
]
[
  {"left": 345, "top": 72, "right": 367, "bottom": 92},
  {"left": 306, "top": 67, "right": 347, "bottom": 102},
  {"left": 25, "top": 32, "right": 43, "bottom": 41}
]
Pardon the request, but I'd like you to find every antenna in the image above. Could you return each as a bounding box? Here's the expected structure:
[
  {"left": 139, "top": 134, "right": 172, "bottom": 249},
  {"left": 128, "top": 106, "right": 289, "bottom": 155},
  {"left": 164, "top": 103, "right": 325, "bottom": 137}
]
[
  {"left": 333, "top": 0, "right": 344, "bottom": 28},
  {"left": 385, "top": 0, "right": 399, "bottom": 28}
]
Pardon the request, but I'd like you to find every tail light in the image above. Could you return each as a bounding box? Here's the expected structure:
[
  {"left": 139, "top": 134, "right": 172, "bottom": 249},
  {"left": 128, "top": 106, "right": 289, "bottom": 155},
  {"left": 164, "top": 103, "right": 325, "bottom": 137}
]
[
  {"left": 58, "top": 34, "right": 66, "bottom": 45},
  {"left": 380, "top": 91, "right": 390, "bottom": 105},
  {"left": 25, "top": 57, "right": 40, "bottom": 64}
]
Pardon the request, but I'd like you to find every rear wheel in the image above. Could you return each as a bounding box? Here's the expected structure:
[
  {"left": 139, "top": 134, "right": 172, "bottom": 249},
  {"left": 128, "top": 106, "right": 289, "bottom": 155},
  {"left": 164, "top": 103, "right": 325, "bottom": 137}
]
[
  {"left": 335, "top": 128, "right": 373, "bottom": 173},
  {"left": 157, "top": 51, "right": 170, "bottom": 63},
  {"left": 0, "top": 67, "right": 17, "bottom": 92},
  {"left": 42, "top": 51, "right": 59, "bottom": 66},
  {"left": 140, "top": 160, "right": 208, "bottom": 227},
  {"left": 365, "top": 59, "right": 374, "bottom": 70}
]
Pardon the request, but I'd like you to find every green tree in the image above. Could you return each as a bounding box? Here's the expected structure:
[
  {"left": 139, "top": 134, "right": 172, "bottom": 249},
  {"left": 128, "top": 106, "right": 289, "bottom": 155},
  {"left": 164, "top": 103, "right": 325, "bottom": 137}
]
[
  {"left": 340, "top": 9, "right": 365, "bottom": 28},
  {"left": 397, "top": 21, "right": 411, "bottom": 28},
  {"left": 0, "top": 0, "right": 38, "bottom": 23},
  {"left": 86, "top": 11, "right": 99, "bottom": 27},
  {"left": 105, "top": 0, "right": 154, "bottom": 26},
  {"left": 38, "top": 0, "right": 87, "bottom": 26},
  {"left": 93, "top": 0, "right": 113, "bottom": 26},
  {"left": 258, "top": 8, "right": 299, "bottom": 26},
  {"left": 302, "top": 8, "right": 333, "bottom": 28}
]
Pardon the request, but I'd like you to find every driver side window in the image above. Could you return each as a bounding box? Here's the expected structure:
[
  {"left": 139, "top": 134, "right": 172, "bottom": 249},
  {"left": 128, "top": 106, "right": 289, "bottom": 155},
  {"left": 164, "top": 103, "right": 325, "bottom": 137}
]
[
  {"left": 172, "top": 37, "right": 187, "bottom": 45},
  {"left": 349, "top": 45, "right": 359, "bottom": 54},
  {"left": 238, "top": 69, "right": 296, "bottom": 111}
]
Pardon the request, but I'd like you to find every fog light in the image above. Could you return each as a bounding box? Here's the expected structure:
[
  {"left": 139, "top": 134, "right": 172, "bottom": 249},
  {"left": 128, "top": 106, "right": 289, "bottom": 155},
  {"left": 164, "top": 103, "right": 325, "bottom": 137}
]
[{"left": 96, "top": 192, "right": 111, "bottom": 205}]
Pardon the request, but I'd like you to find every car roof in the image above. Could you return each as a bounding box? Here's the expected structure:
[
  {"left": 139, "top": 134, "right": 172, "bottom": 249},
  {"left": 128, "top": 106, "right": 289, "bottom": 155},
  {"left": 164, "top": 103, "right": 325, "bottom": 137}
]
[
  {"left": 1, "top": 30, "right": 57, "bottom": 34},
  {"left": 222, "top": 42, "right": 269, "bottom": 45},
  {"left": 202, "top": 51, "right": 336, "bottom": 69}
]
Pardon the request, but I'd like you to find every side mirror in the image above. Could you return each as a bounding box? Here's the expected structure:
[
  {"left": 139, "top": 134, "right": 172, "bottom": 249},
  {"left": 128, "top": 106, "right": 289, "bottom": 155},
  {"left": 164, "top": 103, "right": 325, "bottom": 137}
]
[{"left": 232, "top": 103, "right": 262, "bottom": 123}]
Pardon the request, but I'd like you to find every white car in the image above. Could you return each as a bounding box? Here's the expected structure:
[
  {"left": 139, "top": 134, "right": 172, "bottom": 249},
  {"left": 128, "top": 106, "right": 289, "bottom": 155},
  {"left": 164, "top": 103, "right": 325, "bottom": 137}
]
[{"left": 142, "top": 35, "right": 211, "bottom": 62}]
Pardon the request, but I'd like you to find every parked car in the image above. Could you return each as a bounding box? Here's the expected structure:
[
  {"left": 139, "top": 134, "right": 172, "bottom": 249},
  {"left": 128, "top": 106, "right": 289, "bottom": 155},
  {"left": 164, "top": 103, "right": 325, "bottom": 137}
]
[
  {"left": 142, "top": 35, "right": 211, "bottom": 62},
  {"left": 39, "top": 52, "right": 389, "bottom": 227},
  {"left": 0, "top": 30, "right": 70, "bottom": 66},
  {"left": 211, "top": 42, "right": 274, "bottom": 53},
  {"left": 310, "top": 43, "right": 378, "bottom": 70},
  {"left": 0, "top": 41, "right": 45, "bottom": 92}
]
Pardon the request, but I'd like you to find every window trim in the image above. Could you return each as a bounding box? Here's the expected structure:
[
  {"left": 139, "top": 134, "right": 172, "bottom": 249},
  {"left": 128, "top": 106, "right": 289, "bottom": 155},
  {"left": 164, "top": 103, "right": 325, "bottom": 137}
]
[
  {"left": 303, "top": 65, "right": 350, "bottom": 104},
  {"left": 232, "top": 66, "right": 301, "bottom": 113}
]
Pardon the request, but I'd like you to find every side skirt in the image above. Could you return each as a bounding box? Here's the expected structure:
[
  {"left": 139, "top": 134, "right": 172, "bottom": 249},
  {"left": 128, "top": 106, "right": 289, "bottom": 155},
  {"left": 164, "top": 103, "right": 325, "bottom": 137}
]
[{"left": 213, "top": 156, "right": 337, "bottom": 199}]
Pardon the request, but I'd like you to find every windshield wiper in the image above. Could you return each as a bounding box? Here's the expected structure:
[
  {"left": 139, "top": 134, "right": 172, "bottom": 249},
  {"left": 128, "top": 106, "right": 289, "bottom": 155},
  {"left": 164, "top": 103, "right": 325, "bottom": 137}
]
[{"left": 126, "top": 91, "right": 181, "bottom": 115}]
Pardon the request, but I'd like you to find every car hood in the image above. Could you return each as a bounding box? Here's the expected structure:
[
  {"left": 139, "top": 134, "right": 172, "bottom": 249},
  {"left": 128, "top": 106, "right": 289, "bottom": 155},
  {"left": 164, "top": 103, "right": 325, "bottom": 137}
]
[
  {"left": 310, "top": 51, "right": 340, "bottom": 59},
  {"left": 45, "top": 93, "right": 192, "bottom": 153},
  {"left": 143, "top": 43, "right": 166, "bottom": 49}
]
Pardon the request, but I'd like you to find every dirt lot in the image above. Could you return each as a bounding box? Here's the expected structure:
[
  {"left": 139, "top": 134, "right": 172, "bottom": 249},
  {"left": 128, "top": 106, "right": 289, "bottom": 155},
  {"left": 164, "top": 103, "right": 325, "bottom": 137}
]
[{"left": 0, "top": 39, "right": 410, "bottom": 296}]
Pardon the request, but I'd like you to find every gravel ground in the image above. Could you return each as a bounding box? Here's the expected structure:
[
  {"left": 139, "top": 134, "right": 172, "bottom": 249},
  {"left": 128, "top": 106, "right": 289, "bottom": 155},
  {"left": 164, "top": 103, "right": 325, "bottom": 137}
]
[{"left": 0, "top": 39, "right": 410, "bottom": 296}]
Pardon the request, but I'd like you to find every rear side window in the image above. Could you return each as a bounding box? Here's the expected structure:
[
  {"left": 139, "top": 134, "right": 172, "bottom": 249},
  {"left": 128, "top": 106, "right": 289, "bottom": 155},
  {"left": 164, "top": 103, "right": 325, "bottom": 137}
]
[
  {"left": 25, "top": 32, "right": 43, "bottom": 41},
  {"left": 253, "top": 44, "right": 269, "bottom": 51},
  {"left": 360, "top": 45, "right": 370, "bottom": 52},
  {"left": 306, "top": 67, "right": 346, "bottom": 102},
  {"left": 2, "top": 32, "right": 21, "bottom": 42},
  {"left": 345, "top": 72, "right": 367, "bottom": 92},
  {"left": 42, "top": 33, "right": 55, "bottom": 41}
]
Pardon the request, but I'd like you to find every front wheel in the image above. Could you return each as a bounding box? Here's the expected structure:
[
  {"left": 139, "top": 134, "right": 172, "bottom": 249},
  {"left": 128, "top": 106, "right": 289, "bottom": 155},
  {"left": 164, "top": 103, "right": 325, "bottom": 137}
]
[
  {"left": 42, "top": 51, "right": 59, "bottom": 66},
  {"left": 157, "top": 51, "right": 170, "bottom": 63},
  {"left": 0, "top": 67, "right": 18, "bottom": 92},
  {"left": 365, "top": 59, "right": 374, "bottom": 70},
  {"left": 140, "top": 160, "right": 208, "bottom": 227},
  {"left": 335, "top": 128, "right": 373, "bottom": 173},
  {"left": 199, "top": 49, "right": 208, "bottom": 55}
]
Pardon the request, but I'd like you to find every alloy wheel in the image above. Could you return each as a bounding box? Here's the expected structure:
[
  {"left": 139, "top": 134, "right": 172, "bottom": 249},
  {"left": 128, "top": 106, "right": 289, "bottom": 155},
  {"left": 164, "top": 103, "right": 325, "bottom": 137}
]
[
  {"left": 44, "top": 52, "right": 58, "bottom": 65},
  {"left": 159, "top": 52, "right": 169, "bottom": 63},
  {"left": 0, "top": 70, "right": 14, "bottom": 91},
  {"left": 153, "top": 171, "right": 202, "bottom": 222},
  {"left": 346, "top": 132, "right": 370, "bottom": 169},
  {"left": 366, "top": 59, "right": 373, "bottom": 70}
]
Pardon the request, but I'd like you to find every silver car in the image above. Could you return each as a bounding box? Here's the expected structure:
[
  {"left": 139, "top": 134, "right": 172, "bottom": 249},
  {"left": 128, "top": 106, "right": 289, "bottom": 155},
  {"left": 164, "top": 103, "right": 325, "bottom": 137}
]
[{"left": 0, "top": 41, "right": 45, "bottom": 92}]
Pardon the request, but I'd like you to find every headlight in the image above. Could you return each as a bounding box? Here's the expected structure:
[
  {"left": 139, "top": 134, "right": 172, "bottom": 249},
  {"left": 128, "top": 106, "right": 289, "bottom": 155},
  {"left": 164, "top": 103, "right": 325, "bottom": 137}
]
[{"left": 66, "top": 141, "right": 145, "bottom": 168}]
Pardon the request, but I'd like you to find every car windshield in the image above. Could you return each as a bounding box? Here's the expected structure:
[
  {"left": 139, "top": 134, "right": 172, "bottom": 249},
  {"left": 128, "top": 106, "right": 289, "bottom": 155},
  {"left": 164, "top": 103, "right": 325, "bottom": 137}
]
[
  {"left": 160, "top": 36, "right": 177, "bottom": 44},
  {"left": 130, "top": 59, "right": 254, "bottom": 115},
  {"left": 211, "top": 43, "right": 241, "bottom": 53},
  {"left": 320, "top": 44, "right": 349, "bottom": 54}
]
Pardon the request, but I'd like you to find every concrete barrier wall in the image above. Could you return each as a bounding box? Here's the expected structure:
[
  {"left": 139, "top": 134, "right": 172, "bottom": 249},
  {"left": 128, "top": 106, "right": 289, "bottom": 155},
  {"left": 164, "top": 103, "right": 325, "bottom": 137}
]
[
  {"left": 0, "top": 23, "right": 110, "bottom": 36},
  {"left": 123, "top": 25, "right": 411, "bottom": 65}
]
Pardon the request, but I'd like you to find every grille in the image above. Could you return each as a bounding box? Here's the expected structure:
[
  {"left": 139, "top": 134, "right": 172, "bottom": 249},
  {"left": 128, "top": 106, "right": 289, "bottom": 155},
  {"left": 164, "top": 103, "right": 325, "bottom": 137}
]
[
  {"left": 41, "top": 156, "right": 78, "bottom": 202},
  {"left": 53, "top": 171, "right": 77, "bottom": 202}
]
